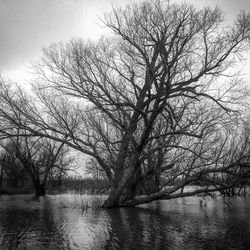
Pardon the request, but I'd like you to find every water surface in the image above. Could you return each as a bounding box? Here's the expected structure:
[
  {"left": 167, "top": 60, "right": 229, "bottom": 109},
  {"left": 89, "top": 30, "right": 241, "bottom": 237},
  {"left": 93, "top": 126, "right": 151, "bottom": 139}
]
[{"left": 0, "top": 194, "right": 250, "bottom": 249}]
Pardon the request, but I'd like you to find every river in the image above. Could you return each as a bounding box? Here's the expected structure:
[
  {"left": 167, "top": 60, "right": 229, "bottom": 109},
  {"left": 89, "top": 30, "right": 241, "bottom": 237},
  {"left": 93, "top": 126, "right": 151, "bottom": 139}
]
[{"left": 0, "top": 194, "right": 250, "bottom": 249}]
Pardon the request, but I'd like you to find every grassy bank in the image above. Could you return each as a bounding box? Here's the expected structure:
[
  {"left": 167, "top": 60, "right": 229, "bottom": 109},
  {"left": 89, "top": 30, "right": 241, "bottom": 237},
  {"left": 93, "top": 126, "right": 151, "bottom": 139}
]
[{"left": 47, "top": 177, "right": 109, "bottom": 194}]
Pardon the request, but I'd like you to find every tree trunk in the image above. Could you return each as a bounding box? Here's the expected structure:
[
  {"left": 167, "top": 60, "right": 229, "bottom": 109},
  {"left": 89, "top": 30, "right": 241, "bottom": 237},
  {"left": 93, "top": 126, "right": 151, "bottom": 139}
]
[
  {"left": 102, "top": 166, "right": 162, "bottom": 208},
  {"left": 102, "top": 166, "right": 138, "bottom": 208},
  {"left": 35, "top": 184, "right": 46, "bottom": 196},
  {"left": 102, "top": 162, "right": 142, "bottom": 208},
  {"left": 0, "top": 156, "right": 5, "bottom": 189},
  {"left": 137, "top": 170, "right": 161, "bottom": 195},
  {"left": 143, "top": 173, "right": 160, "bottom": 195},
  {"left": 32, "top": 179, "right": 46, "bottom": 196}
]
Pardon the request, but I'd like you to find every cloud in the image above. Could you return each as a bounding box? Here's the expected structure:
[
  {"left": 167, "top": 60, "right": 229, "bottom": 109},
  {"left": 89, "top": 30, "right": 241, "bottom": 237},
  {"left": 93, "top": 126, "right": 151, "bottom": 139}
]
[{"left": 0, "top": 0, "right": 249, "bottom": 83}]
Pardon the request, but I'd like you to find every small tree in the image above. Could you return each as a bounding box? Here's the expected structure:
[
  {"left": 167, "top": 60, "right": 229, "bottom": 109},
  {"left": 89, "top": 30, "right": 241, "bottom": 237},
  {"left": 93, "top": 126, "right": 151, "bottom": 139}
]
[
  {"left": 0, "top": 144, "right": 30, "bottom": 189},
  {"left": 48, "top": 147, "right": 75, "bottom": 188},
  {"left": 85, "top": 158, "right": 107, "bottom": 180},
  {"left": 0, "top": 130, "right": 70, "bottom": 195}
]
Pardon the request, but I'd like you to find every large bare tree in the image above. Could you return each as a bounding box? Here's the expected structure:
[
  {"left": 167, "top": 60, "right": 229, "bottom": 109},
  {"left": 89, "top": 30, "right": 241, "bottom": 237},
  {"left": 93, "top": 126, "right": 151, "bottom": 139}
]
[{"left": 1, "top": 1, "right": 250, "bottom": 207}]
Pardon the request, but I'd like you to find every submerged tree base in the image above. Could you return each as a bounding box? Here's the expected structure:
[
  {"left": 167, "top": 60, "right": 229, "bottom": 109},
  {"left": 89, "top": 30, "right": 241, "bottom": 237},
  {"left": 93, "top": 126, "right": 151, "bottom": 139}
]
[{"left": 101, "top": 185, "right": 250, "bottom": 208}]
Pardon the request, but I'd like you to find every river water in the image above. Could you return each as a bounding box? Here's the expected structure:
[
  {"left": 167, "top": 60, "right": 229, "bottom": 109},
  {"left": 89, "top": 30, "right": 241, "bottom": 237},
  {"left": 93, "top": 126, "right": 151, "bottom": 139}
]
[{"left": 0, "top": 194, "right": 250, "bottom": 249}]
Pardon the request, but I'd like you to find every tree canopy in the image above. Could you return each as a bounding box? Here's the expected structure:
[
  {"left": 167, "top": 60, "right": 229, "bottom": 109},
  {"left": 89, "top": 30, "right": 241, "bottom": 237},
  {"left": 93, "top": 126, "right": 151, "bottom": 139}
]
[{"left": 0, "top": 0, "right": 250, "bottom": 207}]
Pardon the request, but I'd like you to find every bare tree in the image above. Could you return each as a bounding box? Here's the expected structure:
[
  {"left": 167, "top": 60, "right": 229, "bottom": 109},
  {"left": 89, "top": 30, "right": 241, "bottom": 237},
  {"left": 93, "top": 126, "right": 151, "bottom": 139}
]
[
  {"left": 48, "top": 147, "right": 76, "bottom": 188},
  {"left": 0, "top": 1, "right": 250, "bottom": 207},
  {"left": 85, "top": 158, "right": 107, "bottom": 180},
  {"left": 0, "top": 128, "right": 71, "bottom": 195},
  {"left": 0, "top": 151, "right": 6, "bottom": 189}
]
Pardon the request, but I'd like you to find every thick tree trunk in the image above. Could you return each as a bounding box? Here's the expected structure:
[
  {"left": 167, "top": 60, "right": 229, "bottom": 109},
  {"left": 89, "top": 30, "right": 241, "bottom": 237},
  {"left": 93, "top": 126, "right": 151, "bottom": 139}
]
[
  {"left": 102, "top": 165, "right": 139, "bottom": 208},
  {"left": 102, "top": 163, "right": 143, "bottom": 208},
  {"left": 32, "top": 179, "right": 46, "bottom": 196},
  {"left": 101, "top": 156, "right": 161, "bottom": 208},
  {"left": 34, "top": 183, "right": 46, "bottom": 196}
]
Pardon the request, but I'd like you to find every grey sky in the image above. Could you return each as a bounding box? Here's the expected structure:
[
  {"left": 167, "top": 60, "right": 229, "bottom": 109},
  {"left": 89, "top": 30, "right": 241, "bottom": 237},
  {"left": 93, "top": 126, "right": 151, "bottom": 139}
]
[{"left": 0, "top": 0, "right": 250, "bottom": 84}]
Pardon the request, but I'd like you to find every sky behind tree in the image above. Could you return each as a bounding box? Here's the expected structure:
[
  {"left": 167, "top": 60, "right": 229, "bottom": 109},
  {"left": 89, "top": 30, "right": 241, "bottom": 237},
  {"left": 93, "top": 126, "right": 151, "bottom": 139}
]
[{"left": 0, "top": 0, "right": 250, "bottom": 84}]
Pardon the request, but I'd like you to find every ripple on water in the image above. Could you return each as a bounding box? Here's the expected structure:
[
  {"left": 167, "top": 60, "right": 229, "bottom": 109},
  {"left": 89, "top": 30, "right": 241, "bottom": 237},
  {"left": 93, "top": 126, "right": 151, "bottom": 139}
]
[{"left": 1, "top": 194, "right": 250, "bottom": 249}]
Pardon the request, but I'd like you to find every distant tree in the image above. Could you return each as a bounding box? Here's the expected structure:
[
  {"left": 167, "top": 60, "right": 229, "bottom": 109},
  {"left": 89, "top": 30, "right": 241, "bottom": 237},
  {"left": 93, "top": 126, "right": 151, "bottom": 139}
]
[
  {"left": 0, "top": 1, "right": 250, "bottom": 207},
  {"left": 48, "top": 147, "right": 76, "bottom": 188},
  {"left": 0, "top": 144, "right": 30, "bottom": 189},
  {"left": 85, "top": 158, "right": 107, "bottom": 180},
  {"left": 0, "top": 129, "right": 72, "bottom": 195}
]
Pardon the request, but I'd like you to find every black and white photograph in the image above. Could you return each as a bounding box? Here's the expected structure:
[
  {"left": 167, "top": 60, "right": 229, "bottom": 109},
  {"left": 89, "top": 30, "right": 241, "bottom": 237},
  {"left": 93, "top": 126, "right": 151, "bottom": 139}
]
[{"left": 0, "top": 0, "right": 250, "bottom": 249}]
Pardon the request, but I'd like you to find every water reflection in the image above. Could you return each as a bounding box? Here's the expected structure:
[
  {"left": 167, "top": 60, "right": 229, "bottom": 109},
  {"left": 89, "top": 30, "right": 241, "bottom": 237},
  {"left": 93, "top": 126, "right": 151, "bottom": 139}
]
[
  {"left": 0, "top": 196, "right": 71, "bottom": 249},
  {"left": 0, "top": 194, "right": 250, "bottom": 249}
]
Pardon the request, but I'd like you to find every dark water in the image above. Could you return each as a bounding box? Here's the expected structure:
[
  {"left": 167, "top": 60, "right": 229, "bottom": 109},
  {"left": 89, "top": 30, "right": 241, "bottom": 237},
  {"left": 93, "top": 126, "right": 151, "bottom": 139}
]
[{"left": 0, "top": 194, "right": 250, "bottom": 250}]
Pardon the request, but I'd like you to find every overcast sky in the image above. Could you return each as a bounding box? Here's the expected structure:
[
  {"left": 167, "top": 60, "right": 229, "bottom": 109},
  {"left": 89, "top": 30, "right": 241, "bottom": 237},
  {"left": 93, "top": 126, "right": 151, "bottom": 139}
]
[{"left": 1, "top": 0, "right": 250, "bottom": 84}]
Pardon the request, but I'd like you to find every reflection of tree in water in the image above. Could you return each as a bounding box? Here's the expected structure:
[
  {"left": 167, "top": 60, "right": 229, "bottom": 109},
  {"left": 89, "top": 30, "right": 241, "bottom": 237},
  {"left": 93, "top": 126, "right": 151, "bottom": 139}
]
[
  {"left": 1, "top": 196, "right": 250, "bottom": 249},
  {"left": 93, "top": 207, "right": 171, "bottom": 249},
  {"left": 0, "top": 196, "right": 71, "bottom": 249},
  {"left": 90, "top": 199, "right": 250, "bottom": 250}
]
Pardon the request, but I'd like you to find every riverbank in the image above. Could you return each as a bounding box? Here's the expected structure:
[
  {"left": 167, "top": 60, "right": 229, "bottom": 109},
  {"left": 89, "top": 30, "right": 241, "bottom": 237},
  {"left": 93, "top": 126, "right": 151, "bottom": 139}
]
[{"left": 0, "top": 177, "right": 109, "bottom": 195}]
